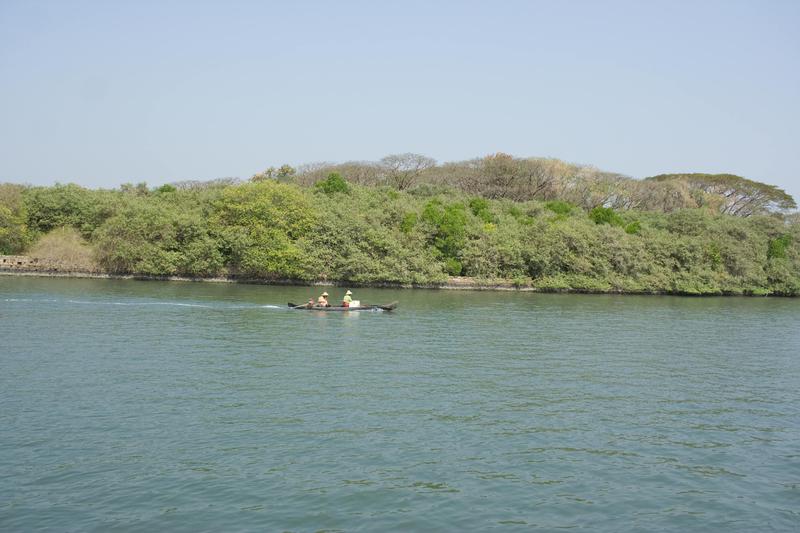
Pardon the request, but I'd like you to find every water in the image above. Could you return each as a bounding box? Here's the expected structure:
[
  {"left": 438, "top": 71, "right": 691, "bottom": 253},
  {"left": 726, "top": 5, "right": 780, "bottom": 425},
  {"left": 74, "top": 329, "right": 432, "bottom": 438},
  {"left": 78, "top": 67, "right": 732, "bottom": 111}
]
[{"left": 1, "top": 276, "right": 798, "bottom": 532}]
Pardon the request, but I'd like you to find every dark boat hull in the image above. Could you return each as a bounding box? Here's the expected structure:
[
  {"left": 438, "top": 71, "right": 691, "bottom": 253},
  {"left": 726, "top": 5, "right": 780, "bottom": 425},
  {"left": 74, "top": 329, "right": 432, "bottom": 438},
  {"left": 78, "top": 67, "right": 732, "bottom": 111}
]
[{"left": 288, "top": 302, "right": 397, "bottom": 312}]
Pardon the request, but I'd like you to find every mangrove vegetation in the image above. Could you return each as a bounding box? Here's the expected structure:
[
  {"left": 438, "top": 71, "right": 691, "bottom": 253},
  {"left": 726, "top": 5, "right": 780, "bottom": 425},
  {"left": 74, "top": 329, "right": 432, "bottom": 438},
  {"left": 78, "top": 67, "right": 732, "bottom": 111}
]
[{"left": 1, "top": 153, "right": 798, "bottom": 295}]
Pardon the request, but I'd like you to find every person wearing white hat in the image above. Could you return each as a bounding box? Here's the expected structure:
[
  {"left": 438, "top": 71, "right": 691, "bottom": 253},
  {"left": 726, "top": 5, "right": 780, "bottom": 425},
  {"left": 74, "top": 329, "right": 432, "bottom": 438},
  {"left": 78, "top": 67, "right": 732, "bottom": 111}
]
[
  {"left": 341, "top": 290, "right": 353, "bottom": 308},
  {"left": 316, "top": 291, "right": 330, "bottom": 307}
]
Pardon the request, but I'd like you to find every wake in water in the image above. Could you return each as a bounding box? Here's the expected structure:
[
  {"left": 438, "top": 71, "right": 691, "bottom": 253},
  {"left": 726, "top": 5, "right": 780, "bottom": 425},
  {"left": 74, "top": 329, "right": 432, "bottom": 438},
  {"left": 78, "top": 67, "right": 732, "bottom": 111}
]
[{"left": 2, "top": 297, "right": 288, "bottom": 311}]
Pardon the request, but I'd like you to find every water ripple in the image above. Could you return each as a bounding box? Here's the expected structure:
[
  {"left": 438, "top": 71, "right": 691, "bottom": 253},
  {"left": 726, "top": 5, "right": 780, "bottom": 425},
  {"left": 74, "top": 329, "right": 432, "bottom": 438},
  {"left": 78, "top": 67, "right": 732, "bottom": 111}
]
[{"left": 1, "top": 277, "right": 799, "bottom": 532}]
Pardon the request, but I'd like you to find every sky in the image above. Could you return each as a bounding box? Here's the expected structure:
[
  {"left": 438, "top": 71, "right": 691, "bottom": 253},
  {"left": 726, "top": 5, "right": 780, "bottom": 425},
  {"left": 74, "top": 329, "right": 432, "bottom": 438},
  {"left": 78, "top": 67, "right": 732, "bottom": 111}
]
[{"left": 1, "top": 0, "right": 799, "bottom": 201}]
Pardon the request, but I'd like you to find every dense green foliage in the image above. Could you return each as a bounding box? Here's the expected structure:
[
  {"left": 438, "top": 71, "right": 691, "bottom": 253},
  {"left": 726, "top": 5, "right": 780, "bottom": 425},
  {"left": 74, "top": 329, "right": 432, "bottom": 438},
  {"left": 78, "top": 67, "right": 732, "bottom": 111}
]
[
  {"left": 0, "top": 184, "right": 31, "bottom": 254},
  {"left": 544, "top": 200, "right": 574, "bottom": 215},
  {"left": 211, "top": 181, "right": 315, "bottom": 278},
  {"left": 422, "top": 199, "right": 468, "bottom": 272},
  {"left": 589, "top": 206, "right": 624, "bottom": 227},
  {"left": 314, "top": 172, "right": 350, "bottom": 195},
  {"left": 767, "top": 234, "right": 792, "bottom": 260},
  {"left": 2, "top": 168, "right": 798, "bottom": 294}
]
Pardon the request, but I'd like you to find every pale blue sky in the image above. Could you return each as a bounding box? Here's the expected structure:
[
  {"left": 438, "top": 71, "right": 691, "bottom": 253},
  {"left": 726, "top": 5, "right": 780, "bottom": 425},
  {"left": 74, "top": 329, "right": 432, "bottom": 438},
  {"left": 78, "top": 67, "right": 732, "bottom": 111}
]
[{"left": 1, "top": 0, "right": 799, "bottom": 201}]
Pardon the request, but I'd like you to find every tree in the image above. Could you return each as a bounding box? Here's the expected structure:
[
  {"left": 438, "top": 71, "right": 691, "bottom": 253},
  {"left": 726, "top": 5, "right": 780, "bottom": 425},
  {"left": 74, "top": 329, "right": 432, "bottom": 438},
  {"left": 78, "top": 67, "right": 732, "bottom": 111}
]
[
  {"left": 23, "top": 183, "right": 115, "bottom": 237},
  {"left": 251, "top": 167, "right": 276, "bottom": 182},
  {"left": 213, "top": 181, "right": 315, "bottom": 278},
  {"left": 421, "top": 199, "right": 468, "bottom": 274},
  {"left": 172, "top": 178, "right": 241, "bottom": 190},
  {"left": 478, "top": 152, "right": 519, "bottom": 198},
  {"left": 0, "top": 183, "right": 31, "bottom": 253},
  {"left": 517, "top": 157, "right": 574, "bottom": 201},
  {"left": 253, "top": 164, "right": 297, "bottom": 183},
  {"left": 646, "top": 173, "right": 796, "bottom": 216},
  {"left": 120, "top": 182, "right": 149, "bottom": 196},
  {"left": 93, "top": 200, "right": 223, "bottom": 276},
  {"left": 610, "top": 179, "right": 697, "bottom": 212},
  {"left": 154, "top": 184, "right": 177, "bottom": 194},
  {"left": 276, "top": 164, "right": 296, "bottom": 182},
  {"left": 380, "top": 153, "right": 436, "bottom": 190},
  {"left": 314, "top": 173, "right": 350, "bottom": 195},
  {"left": 295, "top": 161, "right": 381, "bottom": 187},
  {"left": 559, "top": 168, "right": 630, "bottom": 209}
]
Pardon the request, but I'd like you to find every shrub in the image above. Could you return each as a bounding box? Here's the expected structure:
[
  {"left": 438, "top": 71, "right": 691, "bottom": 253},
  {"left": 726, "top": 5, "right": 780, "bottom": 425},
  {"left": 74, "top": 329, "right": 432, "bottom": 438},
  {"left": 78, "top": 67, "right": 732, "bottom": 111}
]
[
  {"left": 625, "top": 221, "right": 641, "bottom": 234},
  {"left": 445, "top": 257, "right": 463, "bottom": 276},
  {"left": 767, "top": 234, "right": 791, "bottom": 260},
  {"left": 23, "top": 184, "right": 113, "bottom": 237},
  {"left": 0, "top": 184, "right": 31, "bottom": 254},
  {"left": 213, "top": 181, "right": 315, "bottom": 278},
  {"left": 298, "top": 195, "right": 447, "bottom": 284},
  {"left": 400, "top": 212, "right": 418, "bottom": 234},
  {"left": 422, "top": 200, "right": 467, "bottom": 259},
  {"left": 28, "top": 227, "right": 98, "bottom": 271},
  {"left": 511, "top": 275, "right": 530, "bottom": 288},
  {"left": 545, "top": 200, "right": 574, "bottom": 215},
  {"left": 154, "top": 184, "right": 177, "bottom": 194},
  {"left": 315, "top": 172, "right": 350, "bottom": 195},
  {"left": 706, "top": 243, "right": 722, "bottom": 268},
  {"left": 589, "top": 206, "right": 624, "bottom": 226},
  {"left": 94, "top": 201, "right": 223, "bottom": 276},
  {"left": 469, "top": 197, "right": 494, "bottom": 223}
]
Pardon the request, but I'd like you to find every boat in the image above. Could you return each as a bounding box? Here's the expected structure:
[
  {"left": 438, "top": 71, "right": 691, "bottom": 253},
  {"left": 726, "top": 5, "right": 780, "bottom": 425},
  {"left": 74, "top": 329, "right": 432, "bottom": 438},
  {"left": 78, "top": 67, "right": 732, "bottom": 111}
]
[{"left": 288, "top": 301, "right": 398, "bottom": 312}]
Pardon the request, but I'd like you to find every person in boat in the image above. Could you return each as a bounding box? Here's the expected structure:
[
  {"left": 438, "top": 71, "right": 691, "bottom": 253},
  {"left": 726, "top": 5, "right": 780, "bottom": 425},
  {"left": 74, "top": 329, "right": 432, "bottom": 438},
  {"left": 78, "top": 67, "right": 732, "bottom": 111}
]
[
  {"left": 306, "top": 298, "right": 314, "bottom": 308},
  {"left": 316, "top": 291, "right": 330, "bottom": 307},
  {"left": 341, "top": 290, "right": 353, "bottom": 308}
]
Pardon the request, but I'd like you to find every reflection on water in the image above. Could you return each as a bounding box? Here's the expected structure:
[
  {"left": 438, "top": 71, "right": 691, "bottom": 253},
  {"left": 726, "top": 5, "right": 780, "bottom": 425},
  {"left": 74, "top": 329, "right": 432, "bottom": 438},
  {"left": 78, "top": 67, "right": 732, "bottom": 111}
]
[{"left": 1, "top": 277, "right": 799, "bottom": 531}]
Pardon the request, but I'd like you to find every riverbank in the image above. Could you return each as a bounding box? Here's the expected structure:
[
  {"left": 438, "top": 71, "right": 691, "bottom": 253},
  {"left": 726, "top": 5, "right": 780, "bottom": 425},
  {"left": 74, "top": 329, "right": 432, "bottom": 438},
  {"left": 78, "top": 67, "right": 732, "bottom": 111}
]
[
  {"left": 2, "top": 261, "right": 794, "bottom": 296},
  {"left": 3, "top": 182, "right": 798, "bottom": 296}
]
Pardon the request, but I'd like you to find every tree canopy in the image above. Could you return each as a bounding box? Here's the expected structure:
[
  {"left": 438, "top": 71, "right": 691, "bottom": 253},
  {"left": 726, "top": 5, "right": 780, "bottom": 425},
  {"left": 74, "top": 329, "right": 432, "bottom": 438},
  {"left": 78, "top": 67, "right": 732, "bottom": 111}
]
[
  {"left": 646, "top": 173, "right": 796, "bottom": 216},
  {"left": 2, "top": 153, "right": 797, "bottom": 295}
]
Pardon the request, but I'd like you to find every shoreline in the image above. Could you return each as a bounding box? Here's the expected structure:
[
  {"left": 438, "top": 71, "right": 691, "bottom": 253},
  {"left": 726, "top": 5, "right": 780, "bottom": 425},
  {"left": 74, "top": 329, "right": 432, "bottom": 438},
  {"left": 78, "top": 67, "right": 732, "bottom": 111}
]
[{"left": 1, "top": 268, "right": 794, "bottom": 297}]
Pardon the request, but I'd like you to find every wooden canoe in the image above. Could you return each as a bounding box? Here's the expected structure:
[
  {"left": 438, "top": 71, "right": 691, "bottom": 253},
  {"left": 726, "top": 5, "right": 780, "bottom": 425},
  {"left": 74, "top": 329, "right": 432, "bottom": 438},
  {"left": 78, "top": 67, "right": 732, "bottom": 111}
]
[{"left": 288, "top": 301, "right": 398, "bottom": 312}]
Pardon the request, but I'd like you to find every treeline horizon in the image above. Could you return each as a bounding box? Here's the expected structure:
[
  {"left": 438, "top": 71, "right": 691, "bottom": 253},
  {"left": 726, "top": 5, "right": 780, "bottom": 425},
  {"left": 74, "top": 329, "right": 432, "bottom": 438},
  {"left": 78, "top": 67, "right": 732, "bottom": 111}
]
[
  {"left": 1, "top": 152, "right": 798, "bottom": 295},
  {"left": 6, "top": 152, "right": 798, "bottom": 217},
  {"left": 284, "top": 153, "right": 797, "bottom": 218}
]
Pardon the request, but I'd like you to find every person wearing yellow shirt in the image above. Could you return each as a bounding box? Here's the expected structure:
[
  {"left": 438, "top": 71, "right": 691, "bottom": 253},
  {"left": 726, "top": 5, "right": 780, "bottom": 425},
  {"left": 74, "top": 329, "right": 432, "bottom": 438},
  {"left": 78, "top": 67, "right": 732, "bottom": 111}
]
[{"left": 341, "top": 290, "right": 353, "bottom": 308}]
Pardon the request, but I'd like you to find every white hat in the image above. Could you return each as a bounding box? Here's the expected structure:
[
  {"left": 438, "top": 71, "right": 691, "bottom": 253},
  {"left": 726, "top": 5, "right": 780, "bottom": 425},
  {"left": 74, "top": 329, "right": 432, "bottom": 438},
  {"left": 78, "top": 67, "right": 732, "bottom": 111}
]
[
  {"left": 345, "top": 290, "right": 352, "bottom": 295},
  {"left": 321, "top": 292, "right": 329, "bottom": 296}
]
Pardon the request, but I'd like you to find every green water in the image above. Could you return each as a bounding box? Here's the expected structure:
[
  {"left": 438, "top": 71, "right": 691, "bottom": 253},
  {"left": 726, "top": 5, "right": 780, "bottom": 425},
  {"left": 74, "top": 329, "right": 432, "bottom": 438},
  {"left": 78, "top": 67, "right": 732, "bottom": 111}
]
[{"left": 1, "top": 277, "right": 798, "bottom": 532}]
